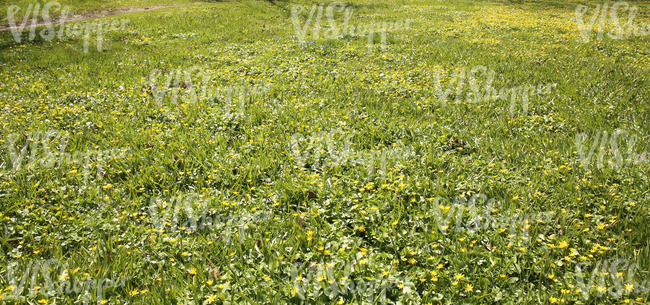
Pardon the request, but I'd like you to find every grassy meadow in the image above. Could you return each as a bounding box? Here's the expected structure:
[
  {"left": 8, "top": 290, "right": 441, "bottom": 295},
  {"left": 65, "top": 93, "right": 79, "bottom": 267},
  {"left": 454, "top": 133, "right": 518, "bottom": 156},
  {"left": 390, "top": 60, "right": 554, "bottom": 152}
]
[{"left": 1, "top": 0, "right": 650, "bottom": 304}]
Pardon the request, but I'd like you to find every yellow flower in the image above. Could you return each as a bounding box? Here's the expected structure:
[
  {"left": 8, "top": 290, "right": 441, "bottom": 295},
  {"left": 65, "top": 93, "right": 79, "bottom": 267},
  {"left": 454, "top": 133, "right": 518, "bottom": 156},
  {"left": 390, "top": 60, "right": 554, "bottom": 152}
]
[
  {"left": 455, "top": 274, "right": 464, "bottom": 280},
  {"left": 189, "top": 268, "right": 197, "bottom": 275},
  {"left": 130, "top": 289, "right": 139, "bottom": 296},
  {"left": 37, "top": 299, "right": 47, "bottom": 304},
  {"left": 464, "top": 284, "right": 473, "bottom": 292}
]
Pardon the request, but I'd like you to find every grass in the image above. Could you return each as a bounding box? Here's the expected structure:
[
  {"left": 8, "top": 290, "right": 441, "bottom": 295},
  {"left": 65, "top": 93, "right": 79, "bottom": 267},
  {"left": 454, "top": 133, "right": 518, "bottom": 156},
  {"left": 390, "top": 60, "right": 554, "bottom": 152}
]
[{"left": 0, "top": 0, "right": 650, "bottom": 304}]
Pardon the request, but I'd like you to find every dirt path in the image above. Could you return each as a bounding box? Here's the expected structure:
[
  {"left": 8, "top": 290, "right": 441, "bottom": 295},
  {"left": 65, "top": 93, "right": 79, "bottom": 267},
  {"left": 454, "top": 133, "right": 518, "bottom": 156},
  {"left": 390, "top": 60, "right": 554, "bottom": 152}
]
[{"left": 0, "top": 3, "right": 204, "bottom": 32}]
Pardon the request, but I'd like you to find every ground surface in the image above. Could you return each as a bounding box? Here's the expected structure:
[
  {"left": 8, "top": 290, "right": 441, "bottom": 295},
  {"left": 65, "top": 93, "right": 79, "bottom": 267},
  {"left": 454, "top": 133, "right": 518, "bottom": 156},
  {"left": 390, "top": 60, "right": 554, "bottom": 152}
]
[{"left": 1, "top": 0, "right": 650, "bottom": 304}]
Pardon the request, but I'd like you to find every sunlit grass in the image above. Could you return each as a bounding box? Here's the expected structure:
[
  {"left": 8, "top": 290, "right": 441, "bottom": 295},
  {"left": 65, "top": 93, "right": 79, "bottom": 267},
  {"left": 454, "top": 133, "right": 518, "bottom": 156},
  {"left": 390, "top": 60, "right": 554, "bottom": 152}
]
[{"left": 0, "top": 0, "right": 649, "bottom": 304}]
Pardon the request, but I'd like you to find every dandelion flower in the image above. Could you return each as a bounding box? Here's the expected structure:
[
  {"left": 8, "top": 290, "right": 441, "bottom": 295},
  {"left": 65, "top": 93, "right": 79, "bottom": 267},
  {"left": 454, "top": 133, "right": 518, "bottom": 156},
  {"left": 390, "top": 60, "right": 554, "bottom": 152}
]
[{"left": 464, "top": 284, "right": 473, "bottom": 292}]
